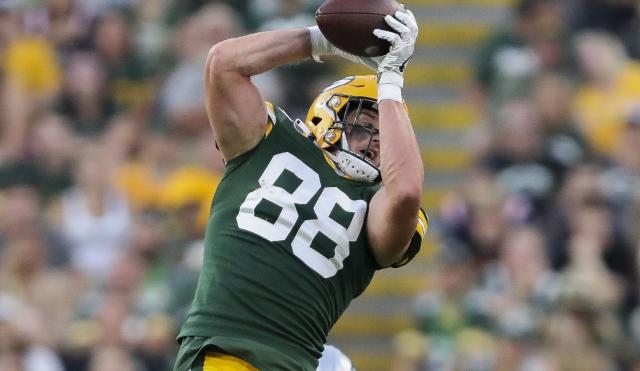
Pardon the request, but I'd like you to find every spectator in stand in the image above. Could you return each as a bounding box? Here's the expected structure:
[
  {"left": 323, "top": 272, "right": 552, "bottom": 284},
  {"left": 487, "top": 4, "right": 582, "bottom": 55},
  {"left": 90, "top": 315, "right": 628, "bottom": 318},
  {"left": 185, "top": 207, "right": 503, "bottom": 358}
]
[
  {"left": 0, "top": 319, "right": 24, "bottom": 371},
  {"left": 472, "top": 0, "right": 572, "bottom": 112},
  {"left": 391, "top": 329, "right": 429, "bottom": 371},
  {"left": 116, "top": 130, "right": 219, "bottom": 236},
  {"left": 476, "top": 227, "right": 560, "bottom": 330},
  {"left": 0, "top": 231, "right": 81, "bottom": 350},
  {"left": 546, "top": 165, "right": 636, "bottom": 286},
  {"left": 163, "top": 0, "right": 252, "bottom": 29},
  {"left": 65, "top": 250, "right": 175, "bottom": 371},
  {"left": 0, "top": 184, "right": 70, "bottom": 268},
  {"left": 28, "top": 115, "right": 76, "bottom": 201},
  {"left": 1, "top": 5, "right": 62, "bottom": 163},
  {"left": 57, "top": 52, "right": 117, "bottom": 136},
  {"left": 93, "top": 9, "right": 155, "bottom": 114},
  {"left": 406, "top": 1, "right": 640, "bottom": 369},
  {"left": 573, "top": 31, "right": 640, "bottom": 157},
  {"left": 0, "top": 317, "right": 66, "bottom": 371},
  {"left": 135, "top": 0, "right": 171, "bottom": 64},
  {"left": 47, "top": 0, "right": 85, "bottom": 53},
  {"left": 0, "top": 113, "right": 76, "bottom": 202},
  {"left": 160, "top": 4, "right": 241, "bottom": 134},
  {"left": 413, "top": 242, "right": 494, "bottom": 371},
  {"left": 50, "top": 144, "right": 131, "bottom": 284},
  {"left": 568, "top": 0, "right": 640, "bottom": 59},
  {"left": 101, "top": 113, "right": 142, "bottom": 166},
  {"left": 116, "top": 132, "right": 178, "bottom": 211},
  {"left": 439, "top": 170, "right": 509, "bottom": 266},
  {"left": 533, "top": 71, "right": 590, "bottom": 172},
  {"left": 542, "top": 309, "right": 619, "bottom": 371},
  {"left": 481, "top": 99, "right": 563, "bottom": 218},
  {"left": 560, "top": 196, "right": 635, "bottom": 313},
  {"left": 88, "top": 346, "right": 136, "bottom": 371},
  {"left": 465, "top": 227, "right": 559, "bottom": 371},
  {"left": 126, "top": 212, "right": 174, "bottom": 314},
  {"left": 602, "top": 114, "right": 640, "bottom": 244}
]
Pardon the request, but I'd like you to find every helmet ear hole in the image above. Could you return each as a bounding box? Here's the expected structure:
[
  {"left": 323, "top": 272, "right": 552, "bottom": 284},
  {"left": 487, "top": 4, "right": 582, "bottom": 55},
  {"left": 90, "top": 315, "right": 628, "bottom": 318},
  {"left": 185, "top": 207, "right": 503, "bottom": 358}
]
[{"left": 311, "top": 117, "right": 322, "bottom": 125}]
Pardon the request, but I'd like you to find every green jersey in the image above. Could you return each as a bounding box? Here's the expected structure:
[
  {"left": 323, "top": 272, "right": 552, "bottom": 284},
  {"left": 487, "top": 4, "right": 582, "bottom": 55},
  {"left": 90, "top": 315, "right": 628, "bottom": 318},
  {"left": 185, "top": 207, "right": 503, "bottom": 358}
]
[
  {"left": 178, "top": 105, "right": 423, "bottom": 370},
  {"left": 180, "top": 105, "right": 378, "bottom": 370}
]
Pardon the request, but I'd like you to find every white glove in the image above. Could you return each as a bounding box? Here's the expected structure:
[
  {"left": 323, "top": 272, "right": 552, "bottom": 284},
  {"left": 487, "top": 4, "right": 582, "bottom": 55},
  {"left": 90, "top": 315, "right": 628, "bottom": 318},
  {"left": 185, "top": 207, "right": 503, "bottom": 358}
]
[
  {"left": 373, "top": 10, "right": 419, "bottom": 102},
  {"left": 308, "top": 26, "right": 381, "bottom": 71}
]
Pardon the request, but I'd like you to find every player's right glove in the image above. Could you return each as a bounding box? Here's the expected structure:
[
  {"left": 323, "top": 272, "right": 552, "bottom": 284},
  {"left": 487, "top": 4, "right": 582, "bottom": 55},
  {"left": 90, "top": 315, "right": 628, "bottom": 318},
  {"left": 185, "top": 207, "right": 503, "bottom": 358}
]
[
  {"left": 308, "top": 25, "right": 381, "bottom": 71},
  {"left": 373, "top": 9, "right": 419, "bottom": 103}
]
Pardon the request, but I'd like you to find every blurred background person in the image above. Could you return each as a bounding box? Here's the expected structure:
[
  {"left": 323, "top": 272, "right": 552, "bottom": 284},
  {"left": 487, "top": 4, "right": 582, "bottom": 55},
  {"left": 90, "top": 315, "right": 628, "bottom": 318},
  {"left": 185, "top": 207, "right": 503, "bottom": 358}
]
[
  {"left": 159, "top": 3, "right": 241, "bottom": 135},
  {"left": 0, "top": 3, "right": 62, "bottom": 163},
  {"left": 568, "top": 0, "right": 640, "bottom": 59},
  {"left": 57, "top": 52, "right": 116, "bottom": 137},
  {"left": 532, "top": 71, "right": 590, "bottom": 172},
  {"left": 50, "top": 144, "right": 131, "bottom": 285},
  {"left": 472, "top": 0, "right": 572, "bottom": 113},
  {"left": 573, "top": 31, "right": 640, "bottom": 157}
]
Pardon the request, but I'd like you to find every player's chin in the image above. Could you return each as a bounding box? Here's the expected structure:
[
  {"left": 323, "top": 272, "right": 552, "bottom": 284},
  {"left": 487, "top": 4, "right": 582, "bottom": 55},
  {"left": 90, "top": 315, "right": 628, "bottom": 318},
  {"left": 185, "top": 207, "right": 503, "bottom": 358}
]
[
  {"left": 365, "top": 155, "right": 380, "bottom": 167},
  {"left": 366, "top": 153, "right": 380, "bottom": 166},
  {"left": 355, "top": 148, "right": 378, "bottom": 163}
]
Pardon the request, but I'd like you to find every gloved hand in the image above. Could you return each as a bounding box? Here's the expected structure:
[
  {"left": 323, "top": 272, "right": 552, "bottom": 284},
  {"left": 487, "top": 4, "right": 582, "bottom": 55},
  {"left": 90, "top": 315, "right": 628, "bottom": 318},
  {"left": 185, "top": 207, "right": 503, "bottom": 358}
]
[
  {"left": 308, "top": 25, "right": 382, "bottom": 70},
  {"left": 308, "top": 8, "right": 419, "bottom": 103},
  {"left": 374, "top": 10, "right": 419, "bottom": 75},
  {"left": 373, "top": 10, "right": 419, "bottom": 102}
]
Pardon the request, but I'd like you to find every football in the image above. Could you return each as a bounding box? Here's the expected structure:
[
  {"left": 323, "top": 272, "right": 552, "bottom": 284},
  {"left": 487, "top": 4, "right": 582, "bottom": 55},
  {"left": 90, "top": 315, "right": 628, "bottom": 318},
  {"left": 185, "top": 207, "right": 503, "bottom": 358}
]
[{"left": 316, "top": 0, "right": 404, "bottom": 57}]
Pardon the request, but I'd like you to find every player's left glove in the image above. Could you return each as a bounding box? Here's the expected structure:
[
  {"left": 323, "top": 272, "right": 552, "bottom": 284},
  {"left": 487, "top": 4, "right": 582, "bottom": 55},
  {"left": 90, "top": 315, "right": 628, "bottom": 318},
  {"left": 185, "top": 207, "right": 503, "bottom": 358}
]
[
  {"left": 308, "top": 25, "right": 381, "bottom": 70},
  {"left": 373, "top": 9, "right": 419, "bottom": 103}
]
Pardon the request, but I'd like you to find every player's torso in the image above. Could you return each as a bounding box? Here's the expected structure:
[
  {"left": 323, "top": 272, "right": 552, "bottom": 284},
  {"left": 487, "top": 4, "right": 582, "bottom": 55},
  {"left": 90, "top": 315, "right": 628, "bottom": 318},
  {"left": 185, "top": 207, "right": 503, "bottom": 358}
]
[{"left": 180, "top": 107, "right": 380, "bottom": 370}]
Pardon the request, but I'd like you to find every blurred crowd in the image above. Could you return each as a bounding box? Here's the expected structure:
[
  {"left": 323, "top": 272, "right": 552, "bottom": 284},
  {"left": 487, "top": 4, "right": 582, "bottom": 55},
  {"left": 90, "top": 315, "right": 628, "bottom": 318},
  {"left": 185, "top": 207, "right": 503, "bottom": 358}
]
[
  {"left": 0, "top": 0, "right": 328, "bottom": 370},
  {"left": 3, "top": 0, "right": 640, "bottom": 370},
  {"left": 394, "top": 0, "right": 640, "bottom": 370}
]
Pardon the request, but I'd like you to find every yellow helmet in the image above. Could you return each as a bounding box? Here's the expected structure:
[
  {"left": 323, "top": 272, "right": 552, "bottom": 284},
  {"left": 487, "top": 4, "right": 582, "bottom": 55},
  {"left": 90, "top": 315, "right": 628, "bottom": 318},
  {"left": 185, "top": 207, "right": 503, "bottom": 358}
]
[{"left": 305, "top": 75, "right": 379, "bottom": 149}]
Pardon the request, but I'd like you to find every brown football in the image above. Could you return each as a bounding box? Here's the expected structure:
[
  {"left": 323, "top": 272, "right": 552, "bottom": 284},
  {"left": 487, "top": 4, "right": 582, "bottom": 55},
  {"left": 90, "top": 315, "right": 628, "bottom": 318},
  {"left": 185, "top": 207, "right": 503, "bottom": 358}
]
[{"left": 316, "top": 0, "right": 403, "bottom": 57}]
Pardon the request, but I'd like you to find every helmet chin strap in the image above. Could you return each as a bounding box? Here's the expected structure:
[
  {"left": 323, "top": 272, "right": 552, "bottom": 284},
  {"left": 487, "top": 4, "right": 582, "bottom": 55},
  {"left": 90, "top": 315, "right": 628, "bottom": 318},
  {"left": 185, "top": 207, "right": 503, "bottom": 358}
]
[{"left": 326, "top": 133, "right": 380, "bottom": 183}]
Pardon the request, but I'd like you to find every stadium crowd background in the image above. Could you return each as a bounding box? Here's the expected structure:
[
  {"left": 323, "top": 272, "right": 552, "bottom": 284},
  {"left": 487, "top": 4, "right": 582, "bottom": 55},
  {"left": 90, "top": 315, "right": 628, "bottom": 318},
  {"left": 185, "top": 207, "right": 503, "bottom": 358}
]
[{"left": 0, "top": 0, "right": 639, "bottom": 370}]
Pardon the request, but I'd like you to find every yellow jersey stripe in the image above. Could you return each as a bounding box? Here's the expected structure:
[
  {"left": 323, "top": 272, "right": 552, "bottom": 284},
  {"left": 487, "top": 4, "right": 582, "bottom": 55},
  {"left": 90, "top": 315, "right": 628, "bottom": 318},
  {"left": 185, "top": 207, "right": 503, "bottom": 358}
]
[
  {"left": 417, "top": 219, "right": 426, "bottom": 239},
  {"left": 391, "top": 209, "right": 429, "bottom": 268},
  {"left": 416, "top": 209, "right": 428, "bottom": 239},
  {"left": 265, "top": 102, "right": 276, "bottom": 124},
  {"left": 204, "top": 352, "right": 258, "bottom": 371},
  {"left": 264, "top": 101, "right": 276, "bottom": 138},
  {"left": 264, "top": 122, "right": 273, "bottom": 138}
]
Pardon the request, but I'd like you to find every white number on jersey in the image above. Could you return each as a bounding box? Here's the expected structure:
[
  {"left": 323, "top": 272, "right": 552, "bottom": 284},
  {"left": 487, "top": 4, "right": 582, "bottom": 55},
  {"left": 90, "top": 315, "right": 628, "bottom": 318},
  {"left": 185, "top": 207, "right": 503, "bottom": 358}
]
[{"left": 236, "top": 152, "right": 367, "bottom": 278}]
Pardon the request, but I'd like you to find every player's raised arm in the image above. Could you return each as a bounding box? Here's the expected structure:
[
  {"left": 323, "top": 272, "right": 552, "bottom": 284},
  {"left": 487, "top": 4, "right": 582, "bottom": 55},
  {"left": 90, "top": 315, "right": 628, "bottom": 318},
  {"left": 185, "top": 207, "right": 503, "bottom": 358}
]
[
  {"left": 367, "top": 10, "right": 424, "bottom": 267},
  {"left": 205, "top": 29, "right": 312, "bottom": 161},
  {"left": 206, "top": 20, "right": 387, "bottom": 162}
]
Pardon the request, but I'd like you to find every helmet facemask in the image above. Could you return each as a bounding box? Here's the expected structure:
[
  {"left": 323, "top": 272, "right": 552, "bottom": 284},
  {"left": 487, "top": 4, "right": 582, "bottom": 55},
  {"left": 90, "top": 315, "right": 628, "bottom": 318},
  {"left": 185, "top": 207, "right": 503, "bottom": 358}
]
[{"left": 324, "top": 96, "right": 382, "bottom": 183}]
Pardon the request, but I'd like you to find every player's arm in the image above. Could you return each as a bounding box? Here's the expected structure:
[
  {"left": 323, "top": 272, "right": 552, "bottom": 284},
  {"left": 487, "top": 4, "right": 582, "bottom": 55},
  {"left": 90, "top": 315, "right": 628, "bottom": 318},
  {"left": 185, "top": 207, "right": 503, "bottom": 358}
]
[
  {"left": 368, "top": 101, "right": 424, "bottom": 267},
  {"left": 366, "top": 10, "right": 425, "bottom": 267},
  {"left": 206, "top": 25, "right": 380, "bottom": 162},
  {"left": 205, "top": 29, "right": 311, "bottom": 161}
]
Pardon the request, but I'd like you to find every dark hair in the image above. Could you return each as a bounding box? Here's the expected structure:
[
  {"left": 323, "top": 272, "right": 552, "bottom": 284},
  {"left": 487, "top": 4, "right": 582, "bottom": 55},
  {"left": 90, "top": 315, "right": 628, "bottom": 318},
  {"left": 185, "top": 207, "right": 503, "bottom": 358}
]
[
  {"left": 516, "top": 0, "right": 555, "bottom": 18},
  {"left": 579, "top": 194, "right": 611, "bottom": 211}
]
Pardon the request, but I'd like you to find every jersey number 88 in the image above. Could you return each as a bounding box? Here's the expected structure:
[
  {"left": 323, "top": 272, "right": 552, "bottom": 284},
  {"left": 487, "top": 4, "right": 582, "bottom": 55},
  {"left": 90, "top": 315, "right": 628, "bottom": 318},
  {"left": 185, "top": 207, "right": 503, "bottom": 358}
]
[{"left": 236, "top": 152, "right": 367, "bottom": 278}]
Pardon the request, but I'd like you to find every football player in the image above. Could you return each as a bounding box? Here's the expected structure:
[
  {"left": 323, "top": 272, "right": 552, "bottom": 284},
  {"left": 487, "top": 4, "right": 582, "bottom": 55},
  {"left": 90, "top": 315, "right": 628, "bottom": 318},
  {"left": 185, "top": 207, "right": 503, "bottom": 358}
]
[{"left": 174, "top": 8, "right": 427, "bottom": 371}]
